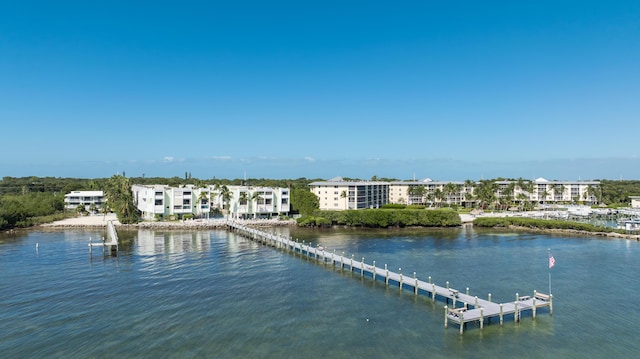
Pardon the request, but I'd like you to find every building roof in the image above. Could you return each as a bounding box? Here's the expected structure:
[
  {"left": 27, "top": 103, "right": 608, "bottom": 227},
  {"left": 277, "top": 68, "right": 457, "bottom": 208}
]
[
  {"left": 309, "top": 180, "right": 389, "bottom": 186},
  {"left": 65, "top": 190, "right": 104, "bottom": 197}
]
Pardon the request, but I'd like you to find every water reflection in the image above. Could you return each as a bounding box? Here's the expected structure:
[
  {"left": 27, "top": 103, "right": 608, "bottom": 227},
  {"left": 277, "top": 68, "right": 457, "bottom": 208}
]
[{"left": 136, "top": 230, "right": 212, "bottom": 255}]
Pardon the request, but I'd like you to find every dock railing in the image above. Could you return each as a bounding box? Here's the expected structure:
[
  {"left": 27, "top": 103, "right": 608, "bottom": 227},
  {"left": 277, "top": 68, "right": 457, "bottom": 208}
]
[{"left": 226, "top": 220, "right": 553, "bottom": 334}]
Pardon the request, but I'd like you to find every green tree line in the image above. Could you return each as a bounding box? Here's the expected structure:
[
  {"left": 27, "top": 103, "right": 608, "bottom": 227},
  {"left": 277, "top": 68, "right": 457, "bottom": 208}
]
[
  {"left": 473, "top": 217, "right": 627, "bottom": 235},
  {"left": 297, "top": 209, "right": 461, "bottom": 228},
  {"left": 0, "top": 192, "right": 65, "bottom": 230}
]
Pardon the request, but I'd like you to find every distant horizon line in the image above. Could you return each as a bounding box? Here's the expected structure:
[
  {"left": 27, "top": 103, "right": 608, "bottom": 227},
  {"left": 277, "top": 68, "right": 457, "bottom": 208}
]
[{"left": 1, "top": 174, "right": 636, "bottom": 182}]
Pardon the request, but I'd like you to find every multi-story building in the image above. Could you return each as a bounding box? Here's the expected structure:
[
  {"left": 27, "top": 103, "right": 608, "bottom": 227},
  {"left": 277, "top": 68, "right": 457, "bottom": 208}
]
[
  {"left": 494, "top": 178, "right": 600, "bottom": 204},
  {"left": 217, "top": 185, "right": 290, "bottom": 219},
  {"left": 388, "top": 179, "right": 472, "bottom": 206},
  {"left": 64, "top": 191, "right": 105, "bottom": 211},
  {"left": 133, "top": 184, "right": 289, "bottom": 220},
  {"left": 312, "top": 177, "right": 600, "bottom": 210},
  {"left": 309, "top": 177, "right": 388, "bottom": 210}
]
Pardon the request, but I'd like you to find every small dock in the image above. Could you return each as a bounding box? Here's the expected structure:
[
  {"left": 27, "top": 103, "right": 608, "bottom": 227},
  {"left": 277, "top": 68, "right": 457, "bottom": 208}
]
[
  {"left": 227, "top": 221, "right": 553, "bottom": 334},
  {"left": 89, "top": 220, "right": 119, "bottom": 256}
]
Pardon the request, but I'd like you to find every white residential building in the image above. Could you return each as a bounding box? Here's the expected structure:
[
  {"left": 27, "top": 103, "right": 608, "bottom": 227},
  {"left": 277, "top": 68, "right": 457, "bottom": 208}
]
[
  {"left": 64, "top": 191, "right": 105, "bottom": 211},
  {"left": 315, "top": 177, "right": 600, "bottom": 209},
  {"left": 309, "top": 177, "right": 388, "bottom": 210},
  {"left": 388, "top": 179, "right": 471, "bottom": 206},
  {"left": 221, "top": 185, "right": 290, "bottom": 219},
  {"left": 133, "top": 184, "right": 289, "bottom": 220},
  {"left": 494, "top": 178, "right": 600, "bottom": 204}
]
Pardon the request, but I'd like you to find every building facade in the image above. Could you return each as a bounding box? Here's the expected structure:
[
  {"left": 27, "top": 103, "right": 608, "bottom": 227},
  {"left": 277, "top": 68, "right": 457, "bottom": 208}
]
[
  {"left": 388, "top": 179, "right": 472, "bottom": 206},
  {"left": 133, "top": 184, "right": 289, "bottom": 220},
  {"left": 64, "top": 191, "right": 105, "bottom": 211},
  {"left": 223, "top": 186, "right": 290, "bottom": 219},
  {"left": 309, "top": 177, "right": 389, "bottom": 210},
  {"left": 311, "top": 177, "right": 601, "bottom": 210}
]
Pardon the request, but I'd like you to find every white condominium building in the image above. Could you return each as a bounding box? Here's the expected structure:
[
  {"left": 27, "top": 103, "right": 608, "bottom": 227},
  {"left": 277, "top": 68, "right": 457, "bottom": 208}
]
[
  {"left": 311, "top": 177, "right": 600, "bottom": 210},
  {"left": 133, "top": 184, "right": 290, "bottom": 220},
  {"left": 309, "top": 177, "right": 388, "bottom": 210},
  {"left": 132, "top": 184, "right": 211, "bottom": 220},
  {"left": 494, "top": 178, "right": 600, "bottom": 203},
  {"left": 388, "top": 179, "right": 472, "bottom": 206},
  {"left": 215, "top": 185, "right": 290, "bottom": 219},
  {"left": 64, "top": 191, "right": 105, "bottom": 211}
]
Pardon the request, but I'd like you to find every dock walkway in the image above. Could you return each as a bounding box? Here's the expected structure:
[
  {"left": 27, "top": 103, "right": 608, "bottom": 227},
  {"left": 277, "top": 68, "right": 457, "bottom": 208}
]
[
  {"left": 88, "top": 220, "right": 119, "bottom": 255},
  {"left": 227, "top": 221, "right": 553, "bottom": 334}
]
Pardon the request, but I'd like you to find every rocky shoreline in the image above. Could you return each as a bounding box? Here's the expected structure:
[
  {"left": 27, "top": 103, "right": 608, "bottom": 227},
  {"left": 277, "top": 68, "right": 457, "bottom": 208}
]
[
  {"left": 39, "top": 215, "right": 297, "bottom": 230},
  {"left": 36, "top": 214, "right": 640, "bottom": 240}
]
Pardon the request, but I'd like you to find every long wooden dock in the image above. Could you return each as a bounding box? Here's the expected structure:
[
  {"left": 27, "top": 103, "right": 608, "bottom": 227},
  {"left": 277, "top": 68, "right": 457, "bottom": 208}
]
[
  {"left": 88, "top": 220, "right": 119, "bottom": 256},
  {"left": 227, "top": 221, "right": 553, "bottom": 334}
]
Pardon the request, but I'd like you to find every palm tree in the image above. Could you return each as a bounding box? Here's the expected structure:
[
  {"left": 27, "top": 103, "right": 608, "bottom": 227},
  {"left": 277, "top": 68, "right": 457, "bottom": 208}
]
[
  {"left": 213, "top": 184, "right": 232, "bottom": 215},
  {"left": 501, "top": 183, "right": 516, "bottom": 210},
  {"left": 586, "top": 185, "right": 601, "bottom": 204},
  {"left": 407, "top": 185, "right": 425, "bottom": 205},
  {"left": 558, "top": 184, "right": 566, "bottom": 202},
  {"left": 238, "top": 191, "right": 248, "bottom": 219},
  {"left": 549, "top": 183, "right": 566, "bottom": 203},
  {"left": 475, "top": 180, "right": 498, "bottom": 210},
  {"left": 443, "top": 182, "right": 459, "bottom": 207},
  {"left": 463, "top": 180, "right": 476, "bottom": 207},
  {"left": 340, "top": 190, "right": 348, "bottom": 209},
  {"left": 516, "top": 179, "right": 535, "bottom": 210},
  {"left": 104, "top": 174, "right": 139, "bottom": 224},
  {"left": 433, "top": 188, "right": 444, "bottom": 207},
  {"left": 516, "top": 193, "right": 530, "bottom": 211},
  {"left": 539, "top": 190, "right": 549, "bottom": 206},
  {"left": 197, "top": 191, "right": 209, "bottom": 218},
  {"left": 424, "top": 192, "right": 434, "bottom": 207},
  {"left": 250, "top": 191, "right": 262, "bottom": 218}
]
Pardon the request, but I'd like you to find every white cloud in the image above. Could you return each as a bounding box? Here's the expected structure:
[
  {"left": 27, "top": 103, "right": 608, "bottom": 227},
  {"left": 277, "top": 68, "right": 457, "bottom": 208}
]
[
  {"left": 304, "top": 156, "right": 316, "bottom": 162},
  {"left": 162, "top": 156, "right": 184, "bottom": 163},
  {"left": 211, "top": 156, "right": 232, "bottom": 161}
]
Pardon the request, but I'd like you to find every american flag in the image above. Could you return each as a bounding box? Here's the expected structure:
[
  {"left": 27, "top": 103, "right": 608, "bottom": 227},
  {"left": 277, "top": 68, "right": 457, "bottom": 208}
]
[{"left": 549, "top": 254, "right": 556, "bottom": 269}]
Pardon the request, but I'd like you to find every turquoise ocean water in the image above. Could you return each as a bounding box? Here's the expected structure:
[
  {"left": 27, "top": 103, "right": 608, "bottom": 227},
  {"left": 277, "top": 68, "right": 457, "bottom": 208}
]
[{"left": 1, "top": 226, "right": 639, "bottom": 358}]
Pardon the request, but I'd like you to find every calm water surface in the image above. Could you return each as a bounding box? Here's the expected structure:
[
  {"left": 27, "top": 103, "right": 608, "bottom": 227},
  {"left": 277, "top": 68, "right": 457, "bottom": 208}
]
[{"left": 1, "top": 226, "right": 639, "bottom": 358}]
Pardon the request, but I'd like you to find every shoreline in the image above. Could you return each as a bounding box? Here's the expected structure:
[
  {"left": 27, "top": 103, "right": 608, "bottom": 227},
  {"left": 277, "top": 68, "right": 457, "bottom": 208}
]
[
  {"left": 35, "top": 213, "right": 640, "bottom": 240},
  {"left": 39, "top": 215, "right": 296, "bottom": 230}
]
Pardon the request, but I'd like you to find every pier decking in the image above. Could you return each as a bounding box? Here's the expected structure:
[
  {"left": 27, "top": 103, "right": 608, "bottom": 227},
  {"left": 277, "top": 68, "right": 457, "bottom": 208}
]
[
  {"left": 227, "top": 221, "right": 553, "bottom": 334},
  {"left": 89, "top": 220, "right": 119, "bottom": 255}
]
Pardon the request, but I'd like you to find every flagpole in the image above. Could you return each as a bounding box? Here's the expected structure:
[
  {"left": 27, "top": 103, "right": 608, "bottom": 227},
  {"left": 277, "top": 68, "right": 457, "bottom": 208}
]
[{"left": 548, "top": 248, "right": 552, "bottom": 295}]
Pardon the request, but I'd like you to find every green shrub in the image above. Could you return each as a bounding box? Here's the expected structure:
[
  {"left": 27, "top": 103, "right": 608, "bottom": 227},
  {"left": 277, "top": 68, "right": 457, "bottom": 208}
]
[
  {"left": 473, "top": 217, "right": 627, "bottom": 234},
  {"left": 307, "top": 209, "right": 461, "bottom": 228},
  {"left": 381, "top": 204, "right": 406, "bottom": 209}
]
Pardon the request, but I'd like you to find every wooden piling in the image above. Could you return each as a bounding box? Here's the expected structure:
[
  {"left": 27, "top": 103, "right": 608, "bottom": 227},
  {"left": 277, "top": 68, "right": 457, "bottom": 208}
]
[
  {"left": 444, "top": 306, "right": 449, "bottom": 328},
  {"left": 385, "top": 264, "right": 389, "bottom": 286}
]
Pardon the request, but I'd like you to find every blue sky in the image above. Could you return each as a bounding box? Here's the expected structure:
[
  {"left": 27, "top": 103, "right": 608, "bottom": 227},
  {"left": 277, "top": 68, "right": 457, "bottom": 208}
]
[{"left": 1, "top": 1, "right": 639, "bottom": 181}]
